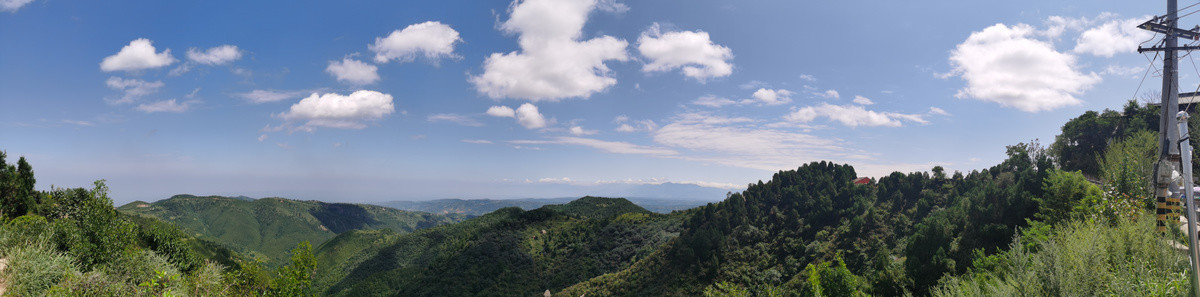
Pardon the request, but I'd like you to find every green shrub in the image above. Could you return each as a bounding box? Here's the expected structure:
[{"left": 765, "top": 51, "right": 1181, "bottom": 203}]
[
  {"left": 3, "top": 240, "right": 78, "bottom": 296},
  {"left": 1035, "top": 169, "right": 1102, "bottom": 226},
  {"left": 47, "top": 181, "right": 138, "bottom": 270}
]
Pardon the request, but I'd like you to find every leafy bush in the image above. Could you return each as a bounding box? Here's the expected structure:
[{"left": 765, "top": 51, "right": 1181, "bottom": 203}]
[
  {"left": 789, "top": 256, "right": 867, "bottom": 297},
  {"left": 272, "top": 241, "right": 317, "bottom": 297},
  {"left": 1034, "top": 169, "right": 1102, "bottom": 225},
  {"left": 47, "top": 181, "right": 138, "bottom": 270}
]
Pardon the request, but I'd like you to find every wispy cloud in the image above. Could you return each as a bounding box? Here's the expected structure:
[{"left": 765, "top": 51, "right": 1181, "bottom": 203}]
[
  {"left": 428, "top": 113, "right": 484, "bottom": 127},
  {"left": 510, "top": 136, "right": 678, "bottom": 156}
]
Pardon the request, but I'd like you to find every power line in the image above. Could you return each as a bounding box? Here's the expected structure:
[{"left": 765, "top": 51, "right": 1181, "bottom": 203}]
[
  {"left": 1134, "top": 51, "right": 1160, "bottom": 102},
  {"left": 1169, "top": 1, "right": 1200, "bottom": 19}
]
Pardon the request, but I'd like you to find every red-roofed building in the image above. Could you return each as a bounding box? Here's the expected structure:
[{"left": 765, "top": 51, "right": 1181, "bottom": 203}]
[{"left": 852, "top": 177, "right": 871, "bottom": 185}]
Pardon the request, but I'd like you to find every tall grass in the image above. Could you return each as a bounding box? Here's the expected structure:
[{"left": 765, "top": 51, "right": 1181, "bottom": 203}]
[
  {"left": 933, "top": 214, "right": 1189, "bottom": 297},
  {"left": 1, "top": 240, "right": 79, "bottom": 296}
]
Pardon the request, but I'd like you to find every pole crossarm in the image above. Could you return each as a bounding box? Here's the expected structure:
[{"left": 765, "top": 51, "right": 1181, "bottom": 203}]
[
  {"left": 1140, "top": 18, "right": 1200, "bottom": 40},
  {"left": 1140, "top": 45, "right": 1200, "bottom": 52}
]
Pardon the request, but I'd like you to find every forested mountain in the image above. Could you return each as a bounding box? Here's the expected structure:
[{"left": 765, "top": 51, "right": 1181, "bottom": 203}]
[
  {"left": 318, "top": 197, "right": 686, "bottom": 296},
  {"left": 117, "top": 195, "right": 466, "bottom": 265}
]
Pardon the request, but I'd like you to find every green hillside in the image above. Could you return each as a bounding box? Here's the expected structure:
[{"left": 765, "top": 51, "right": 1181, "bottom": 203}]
[
  {"left": 118, "top": 195, "right": 466, "bottom": 265},
  {"left": 318, "top": 197, "right": 685, "bottom": 297}
]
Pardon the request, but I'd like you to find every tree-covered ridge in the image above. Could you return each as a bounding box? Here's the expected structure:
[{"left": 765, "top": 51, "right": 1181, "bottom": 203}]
[
  {"left": 319, "top": 198, "right": 686, "bottom": 297},
  {"left": 556, "top": 146, "right": 1054, "bottom": 296},
  {"left": 117, "top": 194, "right": 466, "bottom": 265}
]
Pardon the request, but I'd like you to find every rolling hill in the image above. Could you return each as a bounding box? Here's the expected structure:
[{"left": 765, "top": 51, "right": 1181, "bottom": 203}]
[{"left": 117, "top": 194, "right": 466, "bottom": 265}]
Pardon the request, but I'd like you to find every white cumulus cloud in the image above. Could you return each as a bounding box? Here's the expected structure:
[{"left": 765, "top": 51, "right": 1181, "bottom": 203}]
[
  {"left": 186, "top": 45, "right": 243, "bottom": 65},
  {"left": 751, "top": 88, "right": 791, "bottom": 105},
  {"left": 1073, "top": 16, "right": 1152, "bottom": 57},
  {"left": 819, "top": 89, "right": 839, "bottom": 99},
  {"left": 785, "top": 103, "right": 927, "bottom": 127},
  {"left": 947, "top": 23, "right": 1100, "bottom": 112},
  {"left": 100, "top": 38, "right": 176, "bottom": 72},
  {"left": 371, "top": 21, "right": 462, "bottom": 64},
  {"left": 277, "top": 90, "right": 395, "bottom": 130},
  {"left": 515, "top": 103, "right": 547, "bottom": 129},
  {"left": 470, "top": 0, "right": 629, "bottom": 101},
  {"left": 852, "top": 96, "right": 874, "bottom": 105},
  {"left": 638, "top": 23, "right": 733, "bottom": 81},
  {"left": 326, "top": 58, "right": 380, "bottom": 85},
  {"left": 487, "top": 105, "right": 517, "bottom": 118},
  {"left": 487, "top": 103, "right": 546, "bottom": 129}
]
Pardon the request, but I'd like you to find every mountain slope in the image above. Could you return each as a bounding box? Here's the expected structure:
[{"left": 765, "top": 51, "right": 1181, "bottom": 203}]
[
  {"left": 319, "top": 196, "right": 685, "bottom": 297},
  {"left": 118, "top": 195, "right": 465, "bottom": 265}
]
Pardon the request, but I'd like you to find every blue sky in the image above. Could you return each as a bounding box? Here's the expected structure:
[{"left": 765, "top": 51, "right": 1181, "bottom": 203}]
[{"left": 0, "top": 0, "right": 1178, "bottom": 204}]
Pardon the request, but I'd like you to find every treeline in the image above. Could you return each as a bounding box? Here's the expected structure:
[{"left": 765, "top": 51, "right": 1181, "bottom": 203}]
[{"left": 0, "top": 153, "right": 320, "bottom": 296}]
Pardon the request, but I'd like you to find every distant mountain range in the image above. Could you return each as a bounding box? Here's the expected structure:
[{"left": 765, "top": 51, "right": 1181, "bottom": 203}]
[{"left": 377, "top": 196, "right": 715, "bottom": 216}]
